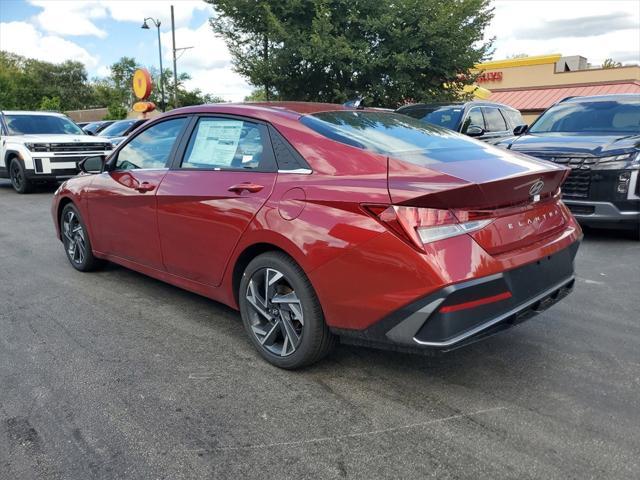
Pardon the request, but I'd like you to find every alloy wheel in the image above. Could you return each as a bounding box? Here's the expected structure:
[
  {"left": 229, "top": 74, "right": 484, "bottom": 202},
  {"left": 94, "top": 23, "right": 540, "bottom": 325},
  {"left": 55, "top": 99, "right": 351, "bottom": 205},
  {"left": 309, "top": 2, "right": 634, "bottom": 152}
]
[
  {"left": 245, "top": 268, "right": 304, "bottom": 357},
  {"left": 10, "top": 161, "right": 24, "bottom": 190},
  {"left": 63, "top": 210, "right": 87, "bottom": 266}
]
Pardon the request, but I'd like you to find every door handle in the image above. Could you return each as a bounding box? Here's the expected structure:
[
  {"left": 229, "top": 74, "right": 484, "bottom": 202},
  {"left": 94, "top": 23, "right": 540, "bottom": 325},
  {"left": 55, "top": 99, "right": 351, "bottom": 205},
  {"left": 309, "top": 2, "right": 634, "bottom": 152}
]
[
  {"left": 135, "top": 181, "right": 156, "bottom": 193},
  {"left": 228, "top": 183, "right": 264, "bottom": 194}
]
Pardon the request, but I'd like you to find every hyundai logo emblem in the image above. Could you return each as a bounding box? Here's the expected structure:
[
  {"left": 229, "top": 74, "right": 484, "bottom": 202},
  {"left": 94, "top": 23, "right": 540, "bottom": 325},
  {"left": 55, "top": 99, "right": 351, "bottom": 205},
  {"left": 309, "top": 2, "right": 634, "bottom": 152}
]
[{"left": 529, "top": 179, "right": 545, "bottom": 196}]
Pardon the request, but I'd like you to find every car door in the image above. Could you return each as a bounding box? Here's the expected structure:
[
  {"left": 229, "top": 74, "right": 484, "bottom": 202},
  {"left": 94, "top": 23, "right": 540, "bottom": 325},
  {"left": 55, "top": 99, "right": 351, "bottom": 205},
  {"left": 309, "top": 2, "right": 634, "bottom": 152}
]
[
  {"left": 480, "top": 106, "right": 511, "bottom": 143},
  {"left": 87, "top": 116, "right": 189, "bottom": 270},
  {"left": 156, "top": 115, "right": 278, "bottom": 286}
]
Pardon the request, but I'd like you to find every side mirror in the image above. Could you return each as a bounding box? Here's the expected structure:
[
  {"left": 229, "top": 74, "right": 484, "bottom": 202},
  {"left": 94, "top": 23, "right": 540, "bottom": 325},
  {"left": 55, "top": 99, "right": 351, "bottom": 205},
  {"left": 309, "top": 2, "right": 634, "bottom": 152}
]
[
  {"left": 466, "top": 125, "right": 485, "bottom": 137},
  {"left": 85, "top": 130, "right": 95, "bottom": 136},
  {"left": 513, "top": 124, "right": 528, "bottom": 135},
  {"left": 79, "top": 156, "right": 105, "bottom": 174}
]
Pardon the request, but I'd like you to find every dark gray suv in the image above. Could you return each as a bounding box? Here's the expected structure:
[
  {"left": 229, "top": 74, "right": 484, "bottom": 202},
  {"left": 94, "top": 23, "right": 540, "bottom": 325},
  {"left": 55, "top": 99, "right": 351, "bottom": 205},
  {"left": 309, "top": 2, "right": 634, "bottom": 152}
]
[{"left": 396, "top": 101, "right": 524, "bottom": 144}]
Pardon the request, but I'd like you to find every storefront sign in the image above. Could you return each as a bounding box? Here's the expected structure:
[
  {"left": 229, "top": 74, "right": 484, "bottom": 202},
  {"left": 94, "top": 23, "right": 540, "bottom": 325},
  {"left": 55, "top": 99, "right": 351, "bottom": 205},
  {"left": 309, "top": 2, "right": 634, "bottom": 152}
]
[{"left": 477, "top": 71, "right": 503, "bottom": 83}]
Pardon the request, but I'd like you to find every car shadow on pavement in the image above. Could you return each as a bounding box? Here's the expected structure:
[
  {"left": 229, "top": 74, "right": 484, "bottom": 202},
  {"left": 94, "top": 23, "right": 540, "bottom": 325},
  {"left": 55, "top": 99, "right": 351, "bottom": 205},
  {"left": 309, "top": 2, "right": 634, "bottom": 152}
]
[
  {"left": 0, "top": 180, "right": 60, "bottom": 194},
  {"left": 581, "top": 225, "right": 639, "bottom": 241},
  {"left": 97, "top": 259, "right": 541, "bottom": 384}
]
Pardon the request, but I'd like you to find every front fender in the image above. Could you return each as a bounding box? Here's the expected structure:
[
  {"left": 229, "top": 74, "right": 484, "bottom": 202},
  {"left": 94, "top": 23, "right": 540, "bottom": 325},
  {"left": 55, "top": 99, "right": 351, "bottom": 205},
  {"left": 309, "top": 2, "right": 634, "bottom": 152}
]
[{"left": 3, "top": 143, "right": 32, "bottom": 169}]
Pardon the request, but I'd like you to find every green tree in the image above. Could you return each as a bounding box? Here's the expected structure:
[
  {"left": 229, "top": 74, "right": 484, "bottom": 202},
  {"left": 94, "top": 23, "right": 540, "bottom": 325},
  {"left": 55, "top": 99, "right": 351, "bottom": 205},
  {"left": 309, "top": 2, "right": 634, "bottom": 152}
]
[
  {"left": 104, "top": 103, "right": 128, "bottom": 120},
  {"left": 209, "top": 0, "right": 494, "bottom": 107},
  {"left": 0, "top": 51, "right": 94, "bottom": 110},
  {"left": 39, "top": 95, "right": 62, "bottom": 111},
  {"left": 244, "top": 88, "right": 267, "bottom": 102},
  {"left": 104, "top": 56, "right": 140, "bottom": 109},
  {"left": 602, "top": 58, "right": 622, "bottom": 69}
]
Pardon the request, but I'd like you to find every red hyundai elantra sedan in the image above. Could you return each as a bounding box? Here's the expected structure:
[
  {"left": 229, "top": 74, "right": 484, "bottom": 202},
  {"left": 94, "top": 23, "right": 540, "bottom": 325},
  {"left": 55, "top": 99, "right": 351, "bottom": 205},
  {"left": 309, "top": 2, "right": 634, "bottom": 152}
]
[{"left": 52, "top": 103, "right": 581, "bottom": 368}]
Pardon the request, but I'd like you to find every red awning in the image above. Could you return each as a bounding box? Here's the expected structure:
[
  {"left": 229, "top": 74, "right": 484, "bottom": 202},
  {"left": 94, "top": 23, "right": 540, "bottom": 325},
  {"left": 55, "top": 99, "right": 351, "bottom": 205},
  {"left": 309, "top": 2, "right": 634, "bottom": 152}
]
[{"left": 489, "top": 81, "right": 640, "bottom": 111}]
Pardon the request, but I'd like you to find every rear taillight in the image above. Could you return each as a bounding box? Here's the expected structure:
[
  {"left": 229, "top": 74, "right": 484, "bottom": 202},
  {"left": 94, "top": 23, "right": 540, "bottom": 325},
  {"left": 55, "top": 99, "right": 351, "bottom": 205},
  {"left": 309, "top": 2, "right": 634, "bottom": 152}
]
[{"left": 366, "top": 205, "right": 493, "bottom": 251}]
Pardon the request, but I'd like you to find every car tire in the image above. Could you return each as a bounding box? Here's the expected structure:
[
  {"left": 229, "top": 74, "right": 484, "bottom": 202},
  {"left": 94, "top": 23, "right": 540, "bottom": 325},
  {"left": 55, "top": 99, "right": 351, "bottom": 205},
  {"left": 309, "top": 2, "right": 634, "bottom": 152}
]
[
  {"left": 239, "top": 251, "right": 336, "bottom": 369},
  {"left": 9, "top": 157, "right": 33, "bottom": 194},
  {"left": 60, "top": 203, "right": 103, "bottom": 272}
]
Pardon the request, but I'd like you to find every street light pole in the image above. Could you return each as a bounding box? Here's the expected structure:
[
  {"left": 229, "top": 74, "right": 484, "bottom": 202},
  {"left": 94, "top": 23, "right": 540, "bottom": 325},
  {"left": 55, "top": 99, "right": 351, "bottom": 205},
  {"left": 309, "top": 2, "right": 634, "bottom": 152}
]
[{"left": 141, "top": 17, "right": 165, "bottom": 112}]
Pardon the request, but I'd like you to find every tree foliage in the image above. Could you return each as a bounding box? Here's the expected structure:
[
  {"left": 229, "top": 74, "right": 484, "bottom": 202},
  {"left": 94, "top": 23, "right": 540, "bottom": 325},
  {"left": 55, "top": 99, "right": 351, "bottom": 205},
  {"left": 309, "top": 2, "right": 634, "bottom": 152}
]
[
  {"left": 602, "top": 58, "right": 622, "bottom": 69},
  {"left": 0, "top": 51, "right": 226, "bottom": 115},
  {"left": 0, "top": 51, "right": 94, "bottom": 110},
  {"left": 209, "top": 0, "right": 494, "bottom": 107}
]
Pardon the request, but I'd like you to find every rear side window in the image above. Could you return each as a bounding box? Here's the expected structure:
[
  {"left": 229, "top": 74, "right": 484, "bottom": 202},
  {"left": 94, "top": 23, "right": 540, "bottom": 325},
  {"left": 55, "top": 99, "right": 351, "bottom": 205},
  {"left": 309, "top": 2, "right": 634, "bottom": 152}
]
[
  {"left": 115, "top": 117, "right": 187, "bottom": 170},
  {"left": 482, "top": 107, "right": 508, "bottom": 132},
  {"left": 300, "top": 110, "right": 488, "bottom": 166},
  {"left": 181, "top": 117, "right": 275, "bottom": 171},
  {"left": 503, "top": 109, "right": 524, "bottom": 128},
  {"left": 400, "top": 106, "right": 463, "bottom": 130}
]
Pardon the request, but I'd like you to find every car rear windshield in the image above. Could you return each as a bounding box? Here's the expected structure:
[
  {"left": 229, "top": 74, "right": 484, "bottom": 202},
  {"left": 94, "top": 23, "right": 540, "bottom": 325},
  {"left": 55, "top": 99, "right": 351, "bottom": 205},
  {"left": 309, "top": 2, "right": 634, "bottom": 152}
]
[
  {"left": 300, "top": 110, "right": 483, "bottom": 165},
  {"left": 5, "top": 114, "right": 85, "bottom": 135},
  {"left": 530, "top": 98, "right": 640, "bottom": 134},
  {"left": 399, "top": 105, "right": 463, "bottom": 130}
]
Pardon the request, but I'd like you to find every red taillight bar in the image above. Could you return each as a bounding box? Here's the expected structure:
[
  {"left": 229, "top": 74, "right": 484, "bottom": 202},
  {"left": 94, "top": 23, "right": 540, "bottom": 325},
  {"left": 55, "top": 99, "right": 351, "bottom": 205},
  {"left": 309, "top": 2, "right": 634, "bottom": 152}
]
[{"left": 439, "top": 291, "right": 512, "bottom": 314}]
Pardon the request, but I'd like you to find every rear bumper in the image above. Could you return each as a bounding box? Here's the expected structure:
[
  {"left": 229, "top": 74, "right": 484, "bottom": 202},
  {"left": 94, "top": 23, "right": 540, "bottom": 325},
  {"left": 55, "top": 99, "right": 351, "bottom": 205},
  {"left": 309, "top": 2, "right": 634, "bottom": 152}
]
[{"left": 333, "top": 240, "right": 579, "bottom": 352}]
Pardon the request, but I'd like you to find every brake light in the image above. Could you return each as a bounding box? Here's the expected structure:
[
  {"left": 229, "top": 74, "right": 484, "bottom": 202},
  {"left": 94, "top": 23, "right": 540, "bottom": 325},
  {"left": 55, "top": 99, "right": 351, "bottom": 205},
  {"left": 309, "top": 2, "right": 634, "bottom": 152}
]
[{"left": 366, "top": 205, "right": 493, "bottom": 251}]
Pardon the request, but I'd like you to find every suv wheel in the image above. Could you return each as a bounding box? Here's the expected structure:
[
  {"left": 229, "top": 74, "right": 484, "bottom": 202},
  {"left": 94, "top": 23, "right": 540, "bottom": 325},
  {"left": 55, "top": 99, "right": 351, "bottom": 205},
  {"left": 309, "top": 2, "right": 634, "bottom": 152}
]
[
  {"left": 239, "top": 252, "right": 336, "bottom": 369},
  {"left": 9, "top": 158, "right": 32, "bottom": 194}
]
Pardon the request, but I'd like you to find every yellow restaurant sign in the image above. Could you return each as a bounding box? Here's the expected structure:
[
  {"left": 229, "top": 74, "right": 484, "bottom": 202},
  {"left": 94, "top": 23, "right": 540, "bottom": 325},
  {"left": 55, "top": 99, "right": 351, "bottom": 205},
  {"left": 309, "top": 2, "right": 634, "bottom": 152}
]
[{"left": 132, "top": 68, "right": 153, "bottom": 100}]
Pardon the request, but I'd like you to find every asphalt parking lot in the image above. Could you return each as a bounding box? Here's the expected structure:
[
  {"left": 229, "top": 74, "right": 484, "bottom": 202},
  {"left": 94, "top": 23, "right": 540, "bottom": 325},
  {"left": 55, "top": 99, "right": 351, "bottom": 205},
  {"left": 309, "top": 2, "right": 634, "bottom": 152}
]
[{"left": 1, "top": 180, "right": 639, "bottom": 480}]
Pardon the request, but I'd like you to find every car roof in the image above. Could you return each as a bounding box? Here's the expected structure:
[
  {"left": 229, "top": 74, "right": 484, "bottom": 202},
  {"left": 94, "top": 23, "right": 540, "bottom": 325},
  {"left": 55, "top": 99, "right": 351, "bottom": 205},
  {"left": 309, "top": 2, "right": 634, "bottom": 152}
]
[
  {"left": 560, "top": 94, "right": 640, "bottom": 103},
  {"left": 398, "top": 100, "right": 518, "bottom": 111},
  {"left": 169, "top": 102, "right": 376, "bottom": 123},
  {"left": 1, "top": 110, "right": 67, "bottom": 117}
]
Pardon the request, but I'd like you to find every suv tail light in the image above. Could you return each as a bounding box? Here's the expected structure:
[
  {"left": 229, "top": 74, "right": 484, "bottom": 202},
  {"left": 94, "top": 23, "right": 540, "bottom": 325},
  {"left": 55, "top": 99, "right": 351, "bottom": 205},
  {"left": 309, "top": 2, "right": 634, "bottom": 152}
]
[{"left": 366, "top": 205, "right": 493, "bottom": 251}]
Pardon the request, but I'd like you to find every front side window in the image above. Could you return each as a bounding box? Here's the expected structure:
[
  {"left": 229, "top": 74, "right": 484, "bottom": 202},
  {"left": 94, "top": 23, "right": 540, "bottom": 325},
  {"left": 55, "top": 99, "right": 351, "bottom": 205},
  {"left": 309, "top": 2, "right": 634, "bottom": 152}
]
[
  {"left": 482, "top": 107, "right": 508, "bottom": 132},
  {"left": 181, "top": 118, "right": 270, "bottom": 170},
  {"left": 461, "top": 107, "right": 485, "bottom": 133},
  {"left": 530, "top": 98, "right": 640, "bottom": 134},
  {"left": 115, "top": 117, "right": 187, "bottom": 170},
  {"left": 5, "top": 114, "right": 85, "bottom": 135}
]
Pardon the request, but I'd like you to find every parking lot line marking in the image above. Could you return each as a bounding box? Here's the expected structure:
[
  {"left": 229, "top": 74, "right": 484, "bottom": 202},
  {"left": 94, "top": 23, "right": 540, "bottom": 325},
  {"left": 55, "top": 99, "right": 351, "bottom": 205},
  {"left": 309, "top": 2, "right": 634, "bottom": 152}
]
[
  {"left": 576, "top": 277, "right": 605, "bottom": 285},
  {"left": 191, "top": 406, "right": 508, "bottom": 452}
]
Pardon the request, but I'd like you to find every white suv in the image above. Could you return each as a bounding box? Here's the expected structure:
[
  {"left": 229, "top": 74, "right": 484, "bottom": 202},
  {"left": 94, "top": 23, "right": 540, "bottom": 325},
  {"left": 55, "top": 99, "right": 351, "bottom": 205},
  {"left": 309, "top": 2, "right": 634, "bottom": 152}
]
[{"left": 0, "top": 110, "right": 113, "bottom": 193}]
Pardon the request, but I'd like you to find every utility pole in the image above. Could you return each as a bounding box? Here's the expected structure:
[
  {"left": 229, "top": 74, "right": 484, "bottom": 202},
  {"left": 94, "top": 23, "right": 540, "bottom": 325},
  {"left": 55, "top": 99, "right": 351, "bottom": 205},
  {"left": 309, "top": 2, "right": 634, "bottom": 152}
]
[
  {"left": 169, "top": 5, "right": 193, "bottom": 108},
  {"left": 171, "top": 5, "right": 178, "bottom": 109}
]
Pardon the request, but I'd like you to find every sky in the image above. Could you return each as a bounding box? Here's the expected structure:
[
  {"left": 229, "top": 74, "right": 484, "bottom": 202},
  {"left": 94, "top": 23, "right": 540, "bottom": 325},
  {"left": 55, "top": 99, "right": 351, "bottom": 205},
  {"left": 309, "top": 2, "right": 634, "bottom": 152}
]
[{"left": 0, "top": 0, "right": 639, "bottom": 102}]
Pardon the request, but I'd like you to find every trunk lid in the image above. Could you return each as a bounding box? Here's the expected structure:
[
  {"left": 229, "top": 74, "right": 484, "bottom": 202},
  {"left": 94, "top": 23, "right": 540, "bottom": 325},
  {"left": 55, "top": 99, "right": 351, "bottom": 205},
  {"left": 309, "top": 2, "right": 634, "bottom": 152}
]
[{"left": 387, "top": 144, "right": 572, "bottom": 252}]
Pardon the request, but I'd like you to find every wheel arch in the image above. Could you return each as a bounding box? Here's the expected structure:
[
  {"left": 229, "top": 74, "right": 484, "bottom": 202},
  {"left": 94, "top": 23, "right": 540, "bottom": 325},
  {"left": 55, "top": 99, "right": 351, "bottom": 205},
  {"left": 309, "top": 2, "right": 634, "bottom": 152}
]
[
  {"left": 4, "top": 150, "right": 21, "bottom": 168},
  {"left": 4, "top": 148, "right": 31, "bottom": 169},
  {"left": 231, "top": 242, "right": 293, "bottom": 307},
  {"left": 56, "top": 197, "right": 76, "bottom": 239}
]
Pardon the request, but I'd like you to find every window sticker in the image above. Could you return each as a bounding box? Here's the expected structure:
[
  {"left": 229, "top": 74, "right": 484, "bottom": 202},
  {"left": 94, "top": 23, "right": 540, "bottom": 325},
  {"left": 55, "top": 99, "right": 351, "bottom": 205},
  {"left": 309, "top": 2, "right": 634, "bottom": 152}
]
[{"left": 188, "top": 119, "right": 243, "bottom": 166}]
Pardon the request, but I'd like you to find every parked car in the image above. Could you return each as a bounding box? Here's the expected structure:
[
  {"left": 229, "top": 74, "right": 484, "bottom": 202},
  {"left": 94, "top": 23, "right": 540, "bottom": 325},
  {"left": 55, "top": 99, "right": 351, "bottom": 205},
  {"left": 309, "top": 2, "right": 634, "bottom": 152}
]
[
  {"left": 83, "top": 120, "right": 114, "bottom": 135},
  {"left": 497, "top": 94, "right": 640, "bottom": 230},
  {"left": 0, "top": 111, "right": 113, "bottom": 193},
  {"left": 98, "top": 118, "right": 147, "bottom": 146},
  {"left": 397, "top": 101, "right": 525, "bottom": 143},
  {"left": 76, "top": 122, "right": 90, "bottom": 128},
  {"left": 52, "top": 102, "right": 581, "bottom": 368}
]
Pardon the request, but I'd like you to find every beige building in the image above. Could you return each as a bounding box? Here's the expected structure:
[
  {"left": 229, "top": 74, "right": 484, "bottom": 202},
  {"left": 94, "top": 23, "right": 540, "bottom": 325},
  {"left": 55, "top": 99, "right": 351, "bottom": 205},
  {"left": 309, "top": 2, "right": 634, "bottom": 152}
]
[{"left": 474, "top": 54, "right": 640, "bottom": 124}]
